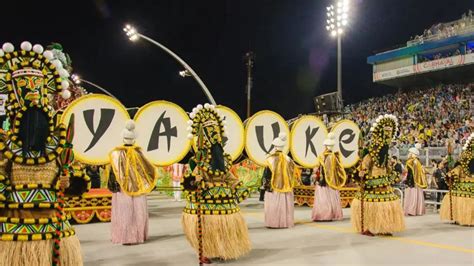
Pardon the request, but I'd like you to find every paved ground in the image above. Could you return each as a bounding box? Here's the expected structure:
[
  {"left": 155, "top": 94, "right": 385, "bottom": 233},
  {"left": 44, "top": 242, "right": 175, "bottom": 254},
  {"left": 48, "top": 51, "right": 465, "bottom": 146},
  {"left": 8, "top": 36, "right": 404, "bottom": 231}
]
[{"left": 77, "top": 195, "right": 474, "bottom": 266}]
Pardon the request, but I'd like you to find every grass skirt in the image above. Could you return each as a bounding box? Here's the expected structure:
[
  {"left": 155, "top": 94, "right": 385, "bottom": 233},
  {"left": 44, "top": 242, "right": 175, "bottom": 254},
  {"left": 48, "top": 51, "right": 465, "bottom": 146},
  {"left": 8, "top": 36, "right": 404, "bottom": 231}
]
[
  {"left": 182, "top": 212, "right": 251, "bottom": 260},
  {"left": 0, "top": 235, "right": 82, "bottom": 266},
  {"left": 440, "top": 194, "right": 474, "bottom": 226},
  {"left": 351, "top": 198, "right": 405, "bottom": 234}
]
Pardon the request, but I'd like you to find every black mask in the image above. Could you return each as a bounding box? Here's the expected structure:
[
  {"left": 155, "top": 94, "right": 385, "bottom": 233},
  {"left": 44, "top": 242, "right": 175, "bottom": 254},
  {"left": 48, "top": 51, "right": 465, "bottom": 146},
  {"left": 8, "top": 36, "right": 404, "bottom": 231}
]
[
  {"left": 469, "top": 158, "right": 474, "bottom": 174},
  {"left": 18, "top": 108, "right": 50, "bottom": 155},
  {"left": 210, "top": 143, "right": 226, "bottom": 171},
  {"left": 377, "top": 144, "right": 389, "bottom": 166}
]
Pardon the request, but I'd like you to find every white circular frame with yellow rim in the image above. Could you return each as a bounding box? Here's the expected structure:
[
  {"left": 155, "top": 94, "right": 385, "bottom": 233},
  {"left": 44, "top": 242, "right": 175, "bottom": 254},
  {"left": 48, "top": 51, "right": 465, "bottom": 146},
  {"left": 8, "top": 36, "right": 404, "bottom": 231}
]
[
  {"left": 290, "top": 115, "right": 328, "bottom": 168},
  {"left": 60, "top": 94, "right": 130, "bottom": 165},
  {"left": 190, "top": 105, "right": 244, "bottom": 161},
  {"left": 330, "top": 119, "right": 361, "bottom": 168},
  {"left": 244, "top": 110, "right": 290, "bottom": 166},
  {"left": 133, "top": 100, "right": 191, "bottom": 166},
  {"left": 216, "top": 105, "right": 245, "bottom": 161}
]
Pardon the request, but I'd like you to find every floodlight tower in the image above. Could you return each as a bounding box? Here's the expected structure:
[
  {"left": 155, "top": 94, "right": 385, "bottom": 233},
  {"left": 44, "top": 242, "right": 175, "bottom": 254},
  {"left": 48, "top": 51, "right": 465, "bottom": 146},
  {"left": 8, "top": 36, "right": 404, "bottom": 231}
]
[{"left": 326, "top": 0, "right": 350, "bottom": 107}]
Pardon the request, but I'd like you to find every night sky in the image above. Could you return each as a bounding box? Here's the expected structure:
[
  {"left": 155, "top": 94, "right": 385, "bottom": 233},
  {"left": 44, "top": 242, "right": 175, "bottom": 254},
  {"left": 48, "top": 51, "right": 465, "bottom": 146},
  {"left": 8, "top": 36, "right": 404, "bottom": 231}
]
[{"left": 2, "top": 0, "right": 473, "bottom": 119}]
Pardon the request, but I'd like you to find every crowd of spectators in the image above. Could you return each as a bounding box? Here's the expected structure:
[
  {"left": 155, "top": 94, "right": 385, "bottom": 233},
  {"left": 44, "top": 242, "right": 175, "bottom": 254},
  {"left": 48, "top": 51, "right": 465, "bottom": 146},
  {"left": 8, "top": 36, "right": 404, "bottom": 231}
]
[
  {"left": 417, "top": 49, "right": 461, "bottom": 63},
  {"left": 408, "top": 10, "right": 474, "bottom": 46},
  {"left": 345, "top": 83, "right": 473, "bottom": 150}
]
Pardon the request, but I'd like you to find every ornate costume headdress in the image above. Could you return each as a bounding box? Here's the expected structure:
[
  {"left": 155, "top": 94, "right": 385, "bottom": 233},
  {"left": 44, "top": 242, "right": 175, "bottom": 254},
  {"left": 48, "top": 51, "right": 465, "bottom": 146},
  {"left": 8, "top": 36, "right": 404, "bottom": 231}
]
[
  {"left": 0, "top": 41, "right": 72, "bottom": 164},
  {"left": 187, "top": 103, "right": 226, "bottom": 143},
  {"left": 369, "top": 114, "right": 399, "bottom": 139},
  {"left": 368, "top": 114, "right": 399, "bottom": 167},
  {"left": 0, "top": 42, "right": 72, "bottom": 106},
  {"left": 186, "top": 103, "right": 231, "bottom": 177}
]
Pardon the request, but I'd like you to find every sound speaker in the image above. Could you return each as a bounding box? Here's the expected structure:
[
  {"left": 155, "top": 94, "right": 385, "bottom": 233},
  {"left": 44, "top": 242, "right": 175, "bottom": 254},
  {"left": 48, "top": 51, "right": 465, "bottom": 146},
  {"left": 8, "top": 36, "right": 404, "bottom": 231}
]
[{"left": 313, "top": 92, "right": 340, "bottom": 113}]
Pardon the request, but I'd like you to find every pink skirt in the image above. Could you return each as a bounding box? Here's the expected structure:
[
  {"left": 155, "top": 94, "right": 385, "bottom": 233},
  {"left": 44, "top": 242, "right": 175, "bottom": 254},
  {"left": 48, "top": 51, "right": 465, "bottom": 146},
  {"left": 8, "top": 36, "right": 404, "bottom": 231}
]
[
  {"left": 111, "top": 192, "right": 149, "bottom": 244},
  {"left": 264, "top": 191, "right": 294, "bottom": 228},
  {"left": 403, "top": 187, "right": 426, "bottom": 216},
  {"left": 312, "top": 185, "right": 343, "bottom": 221}
]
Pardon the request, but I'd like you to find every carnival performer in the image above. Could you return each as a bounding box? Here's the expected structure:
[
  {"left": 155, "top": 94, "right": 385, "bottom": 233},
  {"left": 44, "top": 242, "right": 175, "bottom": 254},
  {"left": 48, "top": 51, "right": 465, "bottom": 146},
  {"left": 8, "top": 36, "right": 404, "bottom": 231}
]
[
  {"left": 108, "top": 120, "right": 158, "bottom": 245},
  {"left": 0, "top": 42, "right": 90, "bottom": 265},
  {"left": 171, "top": 163, "right": 185, "bottom": 201},
  {"left": 262, "top": 132, "right": 300, "bottom": 228},
  {"left": 440, "top": 132, "right": 474, "bottom": 226},
  {"left": 311, "top": 133, "right": 347, "bottom": 221},
  {"left": 403, "top": 145, "right": 427, "bottom": 216},
  {"left": 351, "top": 114, "right": 405, "bottom": 236},
  {"left": 181, "top": 104, "right": 251, "bottom": 263}
]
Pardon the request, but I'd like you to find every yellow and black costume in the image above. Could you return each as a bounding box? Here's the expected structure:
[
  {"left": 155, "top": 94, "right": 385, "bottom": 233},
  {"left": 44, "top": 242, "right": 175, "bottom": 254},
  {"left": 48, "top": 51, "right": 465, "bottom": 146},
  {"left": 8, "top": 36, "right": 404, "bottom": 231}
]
[
  {"left": 351, "top": 114, "right": 405, "bottom": 235},
  {"left": 181, "top": 104, "right": 250, "bottom": 262},
  {"left": 0, "top": 42, "right": 89, "bottom": 265},
  {"left": 440, "top": 133, "right": 474, "bottom": 226}
]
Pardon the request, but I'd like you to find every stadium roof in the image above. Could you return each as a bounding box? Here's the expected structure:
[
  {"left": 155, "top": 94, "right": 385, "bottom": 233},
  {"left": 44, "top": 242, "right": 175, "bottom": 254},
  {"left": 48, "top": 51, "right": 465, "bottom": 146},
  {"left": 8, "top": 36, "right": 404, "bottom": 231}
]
[{"left": 367, "top": 33, "right": 474, "bottom": 64}]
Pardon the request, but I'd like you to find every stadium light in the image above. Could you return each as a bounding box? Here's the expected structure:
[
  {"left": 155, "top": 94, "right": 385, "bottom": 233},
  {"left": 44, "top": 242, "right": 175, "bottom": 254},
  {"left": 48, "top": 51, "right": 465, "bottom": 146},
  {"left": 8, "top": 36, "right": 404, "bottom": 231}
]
[
  {"left": 326, "top": 0, "right": 349, "bottom": 37},
  {"left": 325, "top": 0, "right": 351, "bottom": 107},
  {"left": 179, "top": 70, "right": 191, "bottom": 77},
  {"left": 123, "top": 25, "right": 139, "bottom": 41},
  {"left": 123, "top": 24, "right": 216, "bottom": 105}
]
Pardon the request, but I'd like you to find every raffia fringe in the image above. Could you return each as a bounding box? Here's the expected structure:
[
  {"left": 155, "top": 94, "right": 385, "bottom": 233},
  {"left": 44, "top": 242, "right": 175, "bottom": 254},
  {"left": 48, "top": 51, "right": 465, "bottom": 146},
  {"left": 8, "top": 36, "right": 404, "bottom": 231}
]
[
  {"left": 351, "top": 198, "right": 405, "bottom": 234},
  {"left": 182, "top": 212, "right": 251, "bottom": 260},
  {"left": 440, "top": 194, "right": 474, "bottom": 226},
  {"left": 0, "top": 235, "right": 83, "bottom": 266},
  {"left": 11, "top": 161, "right": 58, "bottom": 185}
]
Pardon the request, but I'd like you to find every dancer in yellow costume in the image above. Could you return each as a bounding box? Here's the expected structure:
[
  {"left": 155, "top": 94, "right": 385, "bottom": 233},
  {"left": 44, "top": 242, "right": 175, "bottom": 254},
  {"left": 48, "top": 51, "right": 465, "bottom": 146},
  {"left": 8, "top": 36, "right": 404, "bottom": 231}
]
[
  {"left": 311, "top": 133, "right": 347, "bottom": 221},
  {"left": 262, "top": 132, "right": 300, "bottom": 228},
  {"left": 403, "top": 145, "right": 427, "bottom": 216},
  {"left": 440, "top": 132, "right": 474, "bottom": 226},
  {"left": 351, "top": 114, "right": 405, "bottom": 236},
  {"left": 108, "top": 120, "right": 158, "bottom": 244}
]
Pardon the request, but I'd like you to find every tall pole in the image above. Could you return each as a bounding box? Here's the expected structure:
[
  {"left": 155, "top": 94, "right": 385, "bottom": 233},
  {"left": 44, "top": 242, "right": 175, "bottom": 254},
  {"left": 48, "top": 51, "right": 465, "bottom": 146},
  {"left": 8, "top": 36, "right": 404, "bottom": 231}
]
[
  {"left": 137, "top": 33, "right": 217, "bottom": 105},
  {"left": 337, "top": 35, "right": 343, "bottom": 109},
  {"left": 244, "top": 52, "right": 255, "bottom": 118},
  {"left": 326, "top": 0, "right": 349, "bottom": 110},
  {"left": 79, "top": 79, "right": 118, "bottom": 99}
]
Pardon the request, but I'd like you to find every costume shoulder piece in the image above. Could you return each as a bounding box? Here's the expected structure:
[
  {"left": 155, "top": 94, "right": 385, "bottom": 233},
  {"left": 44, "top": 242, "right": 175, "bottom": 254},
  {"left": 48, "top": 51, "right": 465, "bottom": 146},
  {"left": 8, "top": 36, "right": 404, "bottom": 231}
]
[
  {"left": 109, "top": 143, "right": 157, "bottom": 196},
  {"left": 321, "top": 150, "right": 347, "bottom": 190},
  {"left": 407, "top": 157, "right": 427, "bottom": 188},
  {"left": 109, "top": 120, "right": 158, "bottom": 196}
]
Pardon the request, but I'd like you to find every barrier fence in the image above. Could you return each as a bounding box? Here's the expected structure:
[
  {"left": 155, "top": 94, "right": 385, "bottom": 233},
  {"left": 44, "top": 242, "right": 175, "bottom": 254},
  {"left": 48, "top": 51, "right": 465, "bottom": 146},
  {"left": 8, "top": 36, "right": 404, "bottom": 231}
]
[
  {"left": 423, "top": 188, "right": 449, "bottom": 211},
  {"left": 397, "top": 147, "right": 459, "bottom": 166}
]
